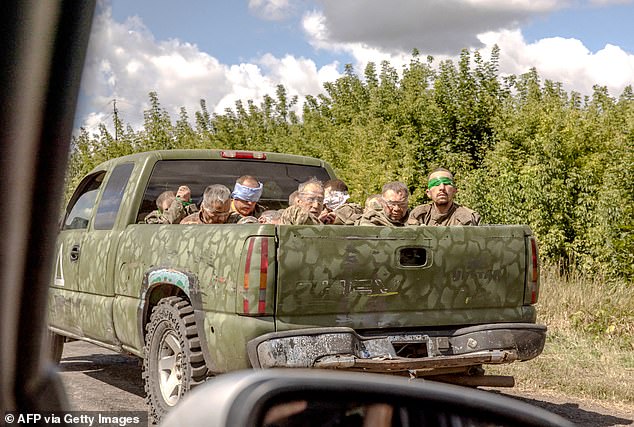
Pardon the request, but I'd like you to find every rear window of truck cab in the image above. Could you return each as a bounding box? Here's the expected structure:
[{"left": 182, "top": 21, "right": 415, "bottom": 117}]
[{"left": 137, "top": 159, "right": 332, "bottom": 222}]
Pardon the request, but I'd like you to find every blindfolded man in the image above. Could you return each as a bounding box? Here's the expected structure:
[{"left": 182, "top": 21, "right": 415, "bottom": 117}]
[{"left": 231, "top": 175, "right": 266, "bottom": 218}]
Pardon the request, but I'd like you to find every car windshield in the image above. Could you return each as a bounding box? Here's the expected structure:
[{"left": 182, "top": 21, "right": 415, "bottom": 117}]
[{"left": 35, "top": 2, "right": 633, "bottom": 427}]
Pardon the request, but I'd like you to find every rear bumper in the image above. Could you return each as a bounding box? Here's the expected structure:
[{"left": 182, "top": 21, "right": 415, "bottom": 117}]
[{"left": 247, "top": 323, "right": 546, "bottom": 374}]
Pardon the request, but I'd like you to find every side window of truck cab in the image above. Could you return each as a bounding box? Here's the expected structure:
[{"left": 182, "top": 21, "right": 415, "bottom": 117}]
[
  {"left": 94, "top": 163, "right": 134, "bottom": 230},
  {"left": 63, "top": 171, "right": 106, "bottom": 230}
]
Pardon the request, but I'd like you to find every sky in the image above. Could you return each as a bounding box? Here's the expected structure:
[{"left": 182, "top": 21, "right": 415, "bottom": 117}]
[{"left": 76, "top": 0, "right": 634, "bottom": 133}]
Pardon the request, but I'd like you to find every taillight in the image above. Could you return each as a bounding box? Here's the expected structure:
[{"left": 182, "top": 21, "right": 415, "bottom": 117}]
[
  {"left": 221, "top": 150, "right": 266, "bottom": 160},
  {"left": 526, "top": 237, "right": 540, "bottom": 304},
  {"left": 240, "top": 237, "right": 274, "bottom": 315},
  {"left": 258, "top": 238, "right": 269, "bottom": 313},
  {"left": 243, "top": 239, "right": 255, "bottom": 313}
]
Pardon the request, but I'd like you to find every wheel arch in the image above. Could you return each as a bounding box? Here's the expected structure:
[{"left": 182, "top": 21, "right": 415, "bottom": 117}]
[{"left": 138, "top": 267, "right": 217, "bottom": 372}]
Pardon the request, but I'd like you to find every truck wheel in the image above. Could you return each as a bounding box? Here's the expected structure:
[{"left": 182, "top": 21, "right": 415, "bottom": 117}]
[
  {"left": 143, "top": 296, "right": 207, "bottom": 424},
  {"left": 47, "top": 331, "right": 64, "bottom": 363}
]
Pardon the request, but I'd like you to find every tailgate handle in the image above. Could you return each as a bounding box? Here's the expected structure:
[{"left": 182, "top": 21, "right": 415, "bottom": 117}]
[
  {"left": 399, "top": 247, "right": 427, "bottom": 267},
  {"left": 70, "top": 244, "right": 80, "bottom": 262}
]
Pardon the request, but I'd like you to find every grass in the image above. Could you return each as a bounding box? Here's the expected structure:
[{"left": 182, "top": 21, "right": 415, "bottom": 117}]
[{"left": 489, "top": 265, "right": 634, "bottom": 404}]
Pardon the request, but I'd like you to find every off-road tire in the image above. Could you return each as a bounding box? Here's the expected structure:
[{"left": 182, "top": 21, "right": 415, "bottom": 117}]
[
  {"left": 143, "top": 296, "right": 207, "bottom": 424},
  {"left": 47, "top": 330, "right": 65, "bottom": 364}
]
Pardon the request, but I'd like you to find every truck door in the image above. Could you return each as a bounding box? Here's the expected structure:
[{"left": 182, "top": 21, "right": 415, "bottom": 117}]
[
  {"left": 76, "top": 162, "right": 134, "bottom": 343},
  {"left": 49, "top": 171, "right": 106, "bottom": 334}
]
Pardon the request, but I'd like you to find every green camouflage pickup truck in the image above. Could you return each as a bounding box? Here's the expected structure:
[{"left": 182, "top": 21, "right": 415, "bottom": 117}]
[{"left": 48, "top": 149, "right": 545, "bottom": 422}]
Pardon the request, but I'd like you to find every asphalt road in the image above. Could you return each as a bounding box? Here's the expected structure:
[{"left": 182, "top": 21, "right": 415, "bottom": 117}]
[
  {"left": 58, "top": 340, "right": 146, "bottom": 413},
  {"left": 57, "top": 340, "right": 633, "bottom": 426}
]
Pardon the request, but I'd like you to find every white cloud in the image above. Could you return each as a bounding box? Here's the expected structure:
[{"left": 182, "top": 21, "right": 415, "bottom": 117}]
[
  {"left": 77, "top": 5, "right": 341, "bottom": 134},
  {"left": 79, "top": 7, "right": 226, "bottom": 131},
  {"left": 248, "top": 0, "right": 294, "bottom": 21},
  {"left": 305, "top": 0, "right": 564, "bottom": 55},
  {"left": 588, "top": 0, "right": 633, "bottom": 5},
  {"left": 79, "top": 0, "right": 634, "bottom": 138},
  {"left": 302, "top": 10, "right": 428, "bottom": 78},
  {"left": 478, "top": 30, "right": 634, "bottom": 96},
  {"left": 215, "top": 54, "right": 343, "bottom": 115},
  {"left": 303, "top": 1, "right": 633, "bottom": 97}
]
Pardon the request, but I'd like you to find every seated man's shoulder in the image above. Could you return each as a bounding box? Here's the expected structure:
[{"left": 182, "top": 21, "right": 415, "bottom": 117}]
[
  {"left": 253, "top": 203, "right": 267, "bottom": 218},
  {"left": 144, "top": 210, "right": 165, "bottom": 224},
  {"left": 454, "top": 204, "right": 481, "bottom": 225},
  {"left": 180, "top": 212, "right": 200, "bottom": 224},
  {"left": 226, "top": 212, "right": 243, "bottom": 224},
  {"left": 358, "top": 208, "right": 390, "bottom": 226},
  {"left": 407, "top": 203, "right": 432, "bottom": 225},
  {"left": 334, "top": 202, "right": 363, "bottom": 225},
  {"left": 409, "top": 203, "right": 432, "bottom": 216}
]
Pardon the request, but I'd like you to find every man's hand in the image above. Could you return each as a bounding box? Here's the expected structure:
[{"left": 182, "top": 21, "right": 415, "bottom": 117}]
[
  {"left": 319, "top": 211, "right": 336, "bottom": 224},
  {"left": 177, "top": 185, "right": 192, "bottom": 202}
]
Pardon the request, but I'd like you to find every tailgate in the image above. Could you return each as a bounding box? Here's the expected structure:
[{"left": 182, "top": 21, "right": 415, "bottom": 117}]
[{"left": 275, "top": 225, "right": 533, "bottom": 330}]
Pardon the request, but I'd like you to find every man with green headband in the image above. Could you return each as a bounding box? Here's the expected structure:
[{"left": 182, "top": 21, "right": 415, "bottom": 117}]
[{"left": 407, "top": 168, "right": 481, "bottom": 226}]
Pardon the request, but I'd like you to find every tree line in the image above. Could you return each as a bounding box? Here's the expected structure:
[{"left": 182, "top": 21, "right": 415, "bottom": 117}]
[{"left": 69, "top": 47, "right": 634, "bottom": 280}]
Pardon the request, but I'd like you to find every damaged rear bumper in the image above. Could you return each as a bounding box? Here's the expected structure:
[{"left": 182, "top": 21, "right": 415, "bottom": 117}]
[{"left": 247, "top": 323, "right": 546, "bottom": 374}]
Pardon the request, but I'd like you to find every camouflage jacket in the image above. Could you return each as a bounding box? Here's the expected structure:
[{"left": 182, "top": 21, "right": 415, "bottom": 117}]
[
  {"left": 407, "top": 202, "right": 481, "bottom": 226},
  {"left": 144, "top": 199, "right": 198, "bottom": 224},
  {"left": 279, "top": 205, "right": 321, "bottom": 225},
  {"left": 357, "top": 207, "right": 409, "bottom": 227},
  {"left": 180, "top": 210, "right": 241, "bottom": 225},
  {"left": 330, "top": 202, "right": 363, "bottom": 225}
]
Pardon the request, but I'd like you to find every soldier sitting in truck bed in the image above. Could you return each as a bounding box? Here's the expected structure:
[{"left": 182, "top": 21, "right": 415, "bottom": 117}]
[
  {"left": 357, "top": 182, "right": 410, "bottom": 227},
  {"left": 280, "top": 178, "right": 335, "bottom": 225},
  {"left": 407, "top": 168, "right": 481, "bottom": 226},
  {"left": 144, "top": 185, "right": 197, "bottom": 224},
  {"left": 181, "top": 184, "right": 241, "bottom": 224},
  {"left": 230, "top": 175, "right": 266, "bottom": 219},
  {"left": 322, "top": 179, "right": 363, "bottom": 225}
]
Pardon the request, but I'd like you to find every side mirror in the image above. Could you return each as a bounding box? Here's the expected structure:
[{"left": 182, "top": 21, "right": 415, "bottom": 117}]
[{"left": 161, "top": 369, "right": 573, "bottom": 427}]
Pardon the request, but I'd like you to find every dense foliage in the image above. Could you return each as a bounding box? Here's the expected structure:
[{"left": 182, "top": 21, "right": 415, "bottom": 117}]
[{"left": 69, "top": 48, "right": 633, "bottom": 280}]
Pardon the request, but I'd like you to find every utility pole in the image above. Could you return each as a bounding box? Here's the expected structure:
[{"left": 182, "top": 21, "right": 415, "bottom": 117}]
[{"left": 113, "top": 99, "right": 118, "bottom": 142}]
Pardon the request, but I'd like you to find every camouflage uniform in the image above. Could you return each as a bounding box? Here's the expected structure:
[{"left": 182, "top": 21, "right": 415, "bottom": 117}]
[
  {"left": 237, "top": 216, "right": 259, "bottom": 224},
  {"left": 407, "top": 202, "right": 481, "bottom": 226},
  {"left": 144, "top": 198, "right": 198, "bottom": 224},
  {"left": 357, "top": 207, "right": 410, "bottom": 227},
  {"left": 330, "top": 202, "right": 363, "bottom": 225},
  {"left": 364, "top": 197, "right": 383, "bottom": 212},
  {"left": 180, "top": 210, "right": 241, "bottom": 225},
  {"left": 279, "top": 205, "right": 321, "bottom": 225}
]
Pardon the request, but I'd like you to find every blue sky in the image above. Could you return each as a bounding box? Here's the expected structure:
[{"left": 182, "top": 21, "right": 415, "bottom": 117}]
[
  {"left": 77, "top": 0, "right": 634, "bottom": 132},
  {"left": 111, "top": 1, "right": 324, "bottom": 66},
  {"left": 522, "top": 3, "right": 633, "bottom": 53}
]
